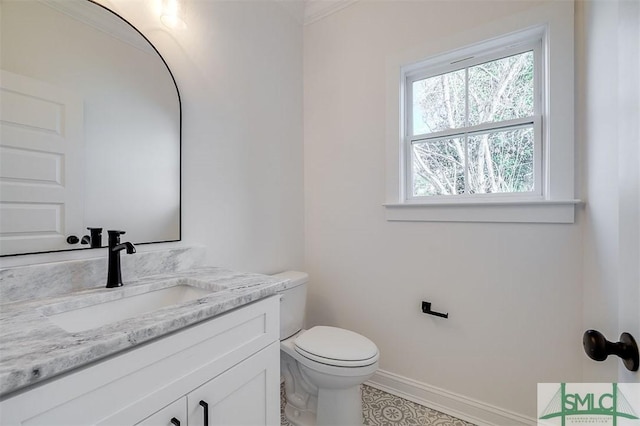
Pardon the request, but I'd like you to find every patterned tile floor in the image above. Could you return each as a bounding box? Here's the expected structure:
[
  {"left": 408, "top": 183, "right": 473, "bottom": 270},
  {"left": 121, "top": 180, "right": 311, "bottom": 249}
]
[{"left": 281, "top": 384, "right": 475, "bottom": 426}]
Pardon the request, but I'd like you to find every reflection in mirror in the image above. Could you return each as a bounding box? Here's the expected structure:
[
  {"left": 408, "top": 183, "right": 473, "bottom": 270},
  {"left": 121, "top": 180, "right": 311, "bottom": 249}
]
[{"left": 0, "top": 0, "right": 181, "bottom": 256}]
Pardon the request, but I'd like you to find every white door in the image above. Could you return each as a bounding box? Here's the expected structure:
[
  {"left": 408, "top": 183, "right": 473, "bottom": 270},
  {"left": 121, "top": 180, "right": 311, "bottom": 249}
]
[
  {"left": 0, "top": 69, "right": 84, "bottom": 255},
  {"left": 615, "top": 0, "right": 639, "bottom": 382},
  {"left": 581, "top": 0, "right": 639, "bottom": 382},
  {"left": 187, "top": 342, "right": 281, "bottom": 426}
]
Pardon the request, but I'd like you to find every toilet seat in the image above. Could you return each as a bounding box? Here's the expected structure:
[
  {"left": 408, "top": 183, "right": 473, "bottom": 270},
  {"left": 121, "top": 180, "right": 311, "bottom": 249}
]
[{"left": 294, "top": 326, "right": 379, "bottom": 367}]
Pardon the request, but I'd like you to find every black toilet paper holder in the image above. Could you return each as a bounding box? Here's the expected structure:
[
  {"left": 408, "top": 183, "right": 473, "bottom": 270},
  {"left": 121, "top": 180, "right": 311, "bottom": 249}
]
[{"left": 422, "top": 301, "right": 448, "bottom": 319}]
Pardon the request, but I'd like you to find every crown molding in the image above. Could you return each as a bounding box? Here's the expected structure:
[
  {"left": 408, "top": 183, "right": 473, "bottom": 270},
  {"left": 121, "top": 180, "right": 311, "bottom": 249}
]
[
  {"left": 304, "top": 0, "right": 359, "bottom": 25},
  {"left": 38, "top": 0, "right": 155, "bottom": 55}
]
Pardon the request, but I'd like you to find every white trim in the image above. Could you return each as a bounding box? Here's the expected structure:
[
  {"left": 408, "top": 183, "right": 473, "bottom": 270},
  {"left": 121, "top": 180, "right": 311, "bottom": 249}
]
[
  {"left": 38, "top": 0, "right": 156, "bottom": 55},
  {"left": 303, "top": 0, "right": 359, "bottom": 25},
  {"left": 384, "top": 199, "right": 580, "bottom": 208},
  {"left": 384, "top": 200, "right": 579, "bottom": 223},
  {"left": 366, "top": 369, "right": 537, "bottom": 426}
]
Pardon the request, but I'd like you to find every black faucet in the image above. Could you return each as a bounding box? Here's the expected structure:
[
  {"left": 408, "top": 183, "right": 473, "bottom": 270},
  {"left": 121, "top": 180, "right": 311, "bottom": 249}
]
[{"left": 106, "top": 230, "right": 136, "bottom": 288}]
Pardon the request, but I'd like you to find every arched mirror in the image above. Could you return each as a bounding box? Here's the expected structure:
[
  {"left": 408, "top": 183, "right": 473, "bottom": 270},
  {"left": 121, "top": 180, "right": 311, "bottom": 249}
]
[{"left": 0, "top": 0, "right": 181, "bottom": 256}]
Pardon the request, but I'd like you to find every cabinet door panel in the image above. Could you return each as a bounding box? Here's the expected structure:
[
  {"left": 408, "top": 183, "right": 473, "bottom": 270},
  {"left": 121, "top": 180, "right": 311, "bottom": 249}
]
[{"left": 187, "top": 342, "right": 280, "bottom": 426}]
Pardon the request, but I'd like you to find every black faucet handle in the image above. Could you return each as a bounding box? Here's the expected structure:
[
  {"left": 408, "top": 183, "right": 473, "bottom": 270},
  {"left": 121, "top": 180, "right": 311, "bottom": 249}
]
[{"left": 107, "top": 230, "right": 126, "bottom": 246}]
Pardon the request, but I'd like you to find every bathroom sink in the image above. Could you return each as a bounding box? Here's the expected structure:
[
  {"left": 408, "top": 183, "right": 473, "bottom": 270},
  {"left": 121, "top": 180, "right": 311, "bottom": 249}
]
[{"left": 46, "top": 282, "right": 215, "bottom": 333}]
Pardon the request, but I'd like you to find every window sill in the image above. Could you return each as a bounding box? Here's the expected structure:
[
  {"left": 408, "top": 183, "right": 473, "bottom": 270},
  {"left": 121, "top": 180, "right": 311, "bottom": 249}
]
[{"left": 383, "top": 199, "right": 581, "bottom": 223}]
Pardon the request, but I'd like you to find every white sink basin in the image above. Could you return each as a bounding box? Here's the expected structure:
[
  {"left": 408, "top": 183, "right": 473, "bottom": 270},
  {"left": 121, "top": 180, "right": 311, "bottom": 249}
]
[{"left": 46, "top": 283, "right": 214, "bottom": 332}]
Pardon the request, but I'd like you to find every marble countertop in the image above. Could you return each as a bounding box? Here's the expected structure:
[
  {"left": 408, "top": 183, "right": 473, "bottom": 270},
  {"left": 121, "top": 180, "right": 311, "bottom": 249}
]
[{"left": 0, "top": 267, "right": 287, "bottom": 397}]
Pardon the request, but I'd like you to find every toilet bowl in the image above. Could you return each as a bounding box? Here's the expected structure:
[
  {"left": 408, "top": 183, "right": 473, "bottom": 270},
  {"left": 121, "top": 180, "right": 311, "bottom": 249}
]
[{"left": 274, "top": 272, "right": 379, "bottom": 426}]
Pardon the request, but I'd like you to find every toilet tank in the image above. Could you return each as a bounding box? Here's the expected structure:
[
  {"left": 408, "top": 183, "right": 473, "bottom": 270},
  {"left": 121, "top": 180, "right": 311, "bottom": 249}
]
[{"left": 272, "top": 271, "right": 308, "bottom": 340}]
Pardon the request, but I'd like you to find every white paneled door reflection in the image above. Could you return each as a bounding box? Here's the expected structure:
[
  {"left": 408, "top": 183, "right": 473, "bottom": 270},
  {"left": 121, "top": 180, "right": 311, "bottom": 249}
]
[{"left": 0, "top": 70, "right": 83, "bottom": 255}]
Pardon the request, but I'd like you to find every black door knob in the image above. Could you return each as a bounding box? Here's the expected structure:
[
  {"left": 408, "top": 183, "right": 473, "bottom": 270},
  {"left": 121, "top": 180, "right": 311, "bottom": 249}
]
[
  {"left": 583, "top": 330, "right": 639, "bottom": 372},
  {"left": 66, "top": 235, "right": 79, "bottom": 244}
]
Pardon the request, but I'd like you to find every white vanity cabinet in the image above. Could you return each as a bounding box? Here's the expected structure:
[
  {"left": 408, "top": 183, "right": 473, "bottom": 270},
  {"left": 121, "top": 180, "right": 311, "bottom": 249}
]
[
  {"left": 0, "top": 296, "right": 280, "bottom": 426},
  {"left": 185, "top": 343, "right": 278, "bottom": 426},
  {"left": 137, "top": 398, "right": 186, "bottom": 426},
  {"left": 136, "top": 343, "right": 279, "bottom": 426}
]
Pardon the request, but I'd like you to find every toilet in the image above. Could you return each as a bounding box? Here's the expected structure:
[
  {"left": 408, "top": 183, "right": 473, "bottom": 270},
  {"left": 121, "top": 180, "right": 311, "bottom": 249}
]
[{"left": 274, "top": 271, "right": 379, "bottom": 426}]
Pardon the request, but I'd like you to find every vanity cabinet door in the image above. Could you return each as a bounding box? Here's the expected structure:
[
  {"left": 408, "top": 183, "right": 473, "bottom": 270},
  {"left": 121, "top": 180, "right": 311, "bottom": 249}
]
[
  {"left": 136, "top": 397, "right": 187, "bottom": 426},
  {"left": 187, "top": 341, "right": 280, "bottom": 426}
]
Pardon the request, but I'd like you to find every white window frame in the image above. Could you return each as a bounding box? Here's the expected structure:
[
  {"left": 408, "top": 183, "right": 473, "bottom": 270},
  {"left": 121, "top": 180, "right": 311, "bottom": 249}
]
[
  {"left": 405, "top": 39, "right": 543, "bottom": 202},
  {"left": 384, "top": 1, "right": 579, "bottom": 223}
]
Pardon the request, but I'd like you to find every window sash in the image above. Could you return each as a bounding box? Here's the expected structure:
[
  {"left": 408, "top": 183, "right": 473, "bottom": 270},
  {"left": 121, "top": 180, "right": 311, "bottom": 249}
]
[
  {"left": 405, "top": 40, "right": 541, "bottom": 98},
  {"left": 405, "top": 118, "right": 542, "bottom": 201},
  {"left": 403, "top": 38, "right": 543, "bottom": 202},
  {"left": 410, "top": 116, "right": 536, "bottom": 143}
]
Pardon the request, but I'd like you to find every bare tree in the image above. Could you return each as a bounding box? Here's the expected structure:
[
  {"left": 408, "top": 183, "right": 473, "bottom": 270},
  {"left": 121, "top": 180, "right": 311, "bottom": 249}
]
[{"left": 412, "top": 51, "right": 534, "bottom": 196}]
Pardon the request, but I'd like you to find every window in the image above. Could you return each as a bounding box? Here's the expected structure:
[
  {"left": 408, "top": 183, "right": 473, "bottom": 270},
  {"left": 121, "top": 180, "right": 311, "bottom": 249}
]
[
  {"left": 384, "top": 3, "right": 578, "bottom": 223},
  {"left": 406, "top": 43, "right": 541, "bottom": 200}
]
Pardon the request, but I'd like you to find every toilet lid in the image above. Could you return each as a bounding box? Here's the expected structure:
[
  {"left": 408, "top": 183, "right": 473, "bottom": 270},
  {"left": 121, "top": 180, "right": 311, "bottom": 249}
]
[{"left": 294, "top": 326, "right": 379, "bottom": 367}]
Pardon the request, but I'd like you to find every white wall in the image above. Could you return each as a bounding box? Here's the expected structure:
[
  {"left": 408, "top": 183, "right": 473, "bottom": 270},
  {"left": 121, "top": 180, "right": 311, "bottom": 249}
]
[
  {"left": 100, "top": 0, "right": 306, "bottom": 273},
  {"left": 1, "top": 0, "right": 304, "bottom": 273},
  {"left": 303, "top": 0, "right": 583, "bottom": 419},
  {"left": 160, "top": 0, "right": 305, "bottom": 273}
]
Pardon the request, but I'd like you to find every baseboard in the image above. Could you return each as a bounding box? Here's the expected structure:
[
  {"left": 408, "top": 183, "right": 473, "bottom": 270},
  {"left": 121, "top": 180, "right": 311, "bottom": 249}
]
[{"left": 365, "top": 370, "right": 537, "bottom": 426}]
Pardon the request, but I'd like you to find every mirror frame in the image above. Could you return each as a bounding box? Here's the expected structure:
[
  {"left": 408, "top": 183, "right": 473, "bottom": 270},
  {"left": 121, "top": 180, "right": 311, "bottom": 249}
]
[{"left": 1, "top": 0, "right": 182, "bottom": 257}]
